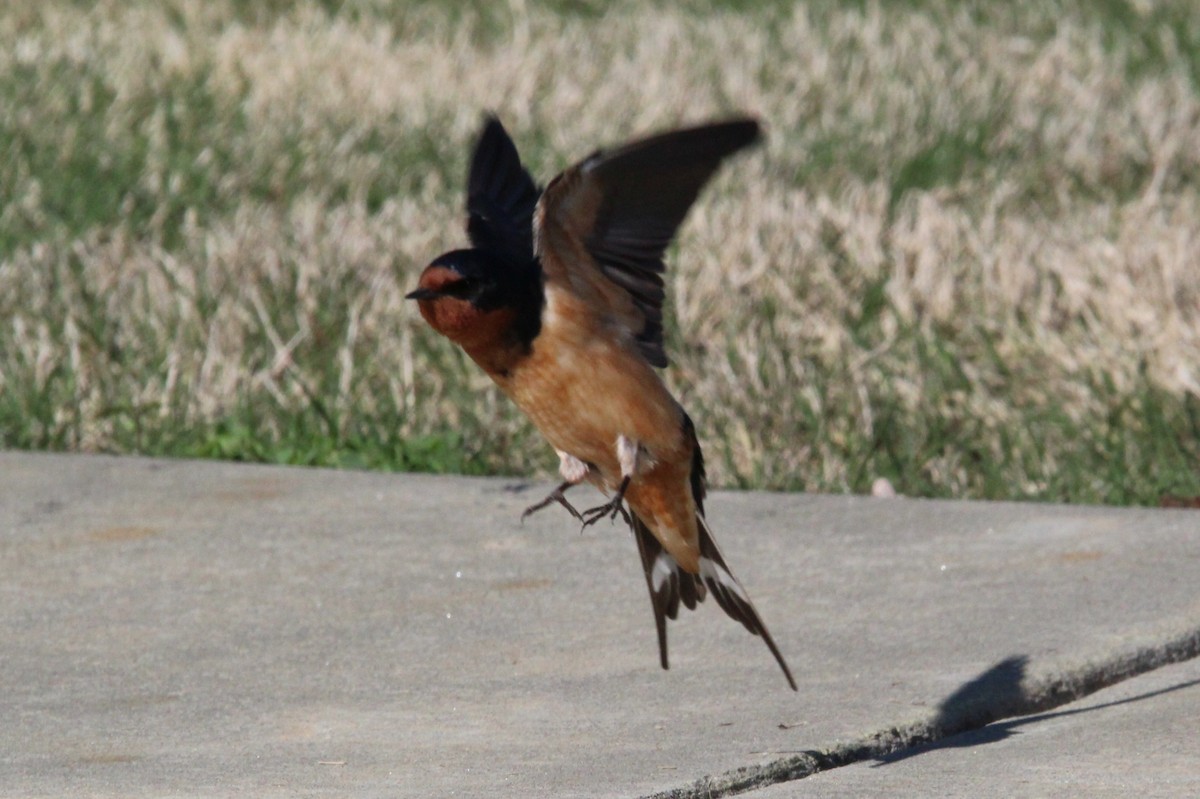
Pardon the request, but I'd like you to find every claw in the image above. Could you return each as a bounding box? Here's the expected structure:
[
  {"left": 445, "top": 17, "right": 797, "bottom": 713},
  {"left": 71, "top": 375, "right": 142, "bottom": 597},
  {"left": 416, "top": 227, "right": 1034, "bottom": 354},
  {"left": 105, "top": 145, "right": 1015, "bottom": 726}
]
[
  {"left": 521, "top": 481, "right": 583, "bottom": 523},
  {"left": 579, "top": 476, "right": 632, "bottom": 529},
  {"left": 579, "top": 500, "right": 631, "bottom": 528}
]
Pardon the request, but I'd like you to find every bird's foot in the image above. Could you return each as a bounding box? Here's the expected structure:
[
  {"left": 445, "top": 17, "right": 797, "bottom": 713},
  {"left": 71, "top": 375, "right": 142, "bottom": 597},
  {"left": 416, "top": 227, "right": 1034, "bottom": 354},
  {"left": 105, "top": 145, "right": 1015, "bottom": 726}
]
[
  {"left": 580, "top": 497, "right": 631, "bottom": 528},
  {"left": 579, "top": 476, "right": 632, "bottom": 529},
  {"left": 521, "top": 481, "right": 582, "bottom": 523}
]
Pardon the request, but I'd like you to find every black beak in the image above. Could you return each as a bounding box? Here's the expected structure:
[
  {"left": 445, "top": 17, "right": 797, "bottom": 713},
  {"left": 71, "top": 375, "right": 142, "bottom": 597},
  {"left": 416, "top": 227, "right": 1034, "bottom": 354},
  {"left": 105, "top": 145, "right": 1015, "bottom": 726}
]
[{"left": 405, "top": 287, "right": 440, "bottom": 301}]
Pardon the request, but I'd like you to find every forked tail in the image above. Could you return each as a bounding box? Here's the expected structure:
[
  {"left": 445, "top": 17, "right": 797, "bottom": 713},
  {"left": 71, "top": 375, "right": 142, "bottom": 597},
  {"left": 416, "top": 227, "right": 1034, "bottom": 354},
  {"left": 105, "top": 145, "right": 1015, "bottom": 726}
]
[
  {"left": 629, "top": 411, "right": 797, "bottom": 690},
  {"left": 630, "top": 511, "right": 797, "bottom": 690}
]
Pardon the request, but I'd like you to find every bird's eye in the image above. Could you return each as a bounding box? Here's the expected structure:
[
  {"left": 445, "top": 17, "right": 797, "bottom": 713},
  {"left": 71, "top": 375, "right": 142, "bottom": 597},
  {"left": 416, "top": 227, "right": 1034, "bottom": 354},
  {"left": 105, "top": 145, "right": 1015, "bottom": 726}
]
[{"left": 442, "top": 280, "right": 473, "bottom": 298}]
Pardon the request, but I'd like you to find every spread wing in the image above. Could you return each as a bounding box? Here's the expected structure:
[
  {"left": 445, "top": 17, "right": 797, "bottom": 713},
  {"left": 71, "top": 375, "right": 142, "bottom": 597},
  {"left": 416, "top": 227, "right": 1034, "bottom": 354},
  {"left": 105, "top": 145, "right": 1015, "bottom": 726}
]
[
  {"left": 534, "top": 119, "right": 761, "bottom": 367},
  {"left": 466, "top": 115, "right": 541, "bottom": 265}
]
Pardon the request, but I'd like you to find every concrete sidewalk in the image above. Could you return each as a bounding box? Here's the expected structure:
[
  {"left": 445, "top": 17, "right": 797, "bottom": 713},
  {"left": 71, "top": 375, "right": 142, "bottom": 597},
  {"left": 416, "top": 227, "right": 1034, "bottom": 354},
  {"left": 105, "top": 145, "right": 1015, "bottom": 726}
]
[
  {"left": 758, "top": 656, "right": 1200, "bottom": 798},
  {"left": 1, "top": 452, "right": 1198, "bottom": 797}
]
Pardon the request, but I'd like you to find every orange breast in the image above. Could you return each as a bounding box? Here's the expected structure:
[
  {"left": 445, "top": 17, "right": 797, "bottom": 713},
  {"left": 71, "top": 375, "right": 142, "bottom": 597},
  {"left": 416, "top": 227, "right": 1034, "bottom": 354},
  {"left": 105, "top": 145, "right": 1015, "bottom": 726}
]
[
  {"left": 491, "top": 284, "right": 702, "bottom": 569},
  {"left": 496, "top": 285, "right": 687, "bottom": 483}
]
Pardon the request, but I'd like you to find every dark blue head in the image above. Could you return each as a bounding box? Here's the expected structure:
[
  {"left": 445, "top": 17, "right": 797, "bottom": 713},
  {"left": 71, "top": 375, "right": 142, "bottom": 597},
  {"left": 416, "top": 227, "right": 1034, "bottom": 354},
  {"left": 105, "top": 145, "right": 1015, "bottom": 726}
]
[
  {"left": 406, "top": 249, "right": 543, "bottom": 351},
  {"left": 405, "top": 250, "right": 501, "bottom": 308}
]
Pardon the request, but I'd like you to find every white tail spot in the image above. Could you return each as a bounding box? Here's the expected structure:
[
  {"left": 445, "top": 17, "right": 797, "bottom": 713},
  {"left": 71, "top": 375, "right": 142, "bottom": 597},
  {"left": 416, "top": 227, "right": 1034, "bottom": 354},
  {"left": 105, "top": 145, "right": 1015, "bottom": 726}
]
[
  {"left": 699, "top": 556, "right": 751, "bottom": 605},
  {"left": 651, "top": 552, "right": 675, "bottom": 593}
]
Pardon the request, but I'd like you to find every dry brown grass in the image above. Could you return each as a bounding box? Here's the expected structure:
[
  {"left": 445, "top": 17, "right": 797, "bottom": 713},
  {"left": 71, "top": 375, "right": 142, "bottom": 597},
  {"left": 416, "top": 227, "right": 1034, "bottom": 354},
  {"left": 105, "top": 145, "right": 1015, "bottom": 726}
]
[{"left": 2, "top": 0, "right": 1198, "bottom": 501}]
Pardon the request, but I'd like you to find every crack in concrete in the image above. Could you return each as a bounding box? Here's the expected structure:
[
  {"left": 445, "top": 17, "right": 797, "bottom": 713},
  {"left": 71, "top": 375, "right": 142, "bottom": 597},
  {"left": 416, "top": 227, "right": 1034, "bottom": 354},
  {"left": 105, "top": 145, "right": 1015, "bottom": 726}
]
[{"left": 645, "top": 623, "right": 1200, "bottom": 798}]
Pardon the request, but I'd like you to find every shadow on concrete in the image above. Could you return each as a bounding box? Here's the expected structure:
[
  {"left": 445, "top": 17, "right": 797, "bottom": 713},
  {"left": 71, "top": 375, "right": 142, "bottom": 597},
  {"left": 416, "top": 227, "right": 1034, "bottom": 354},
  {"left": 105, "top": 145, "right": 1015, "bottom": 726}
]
[{"left": 873, "top": 656, "right": 1200, "bottom": 766}]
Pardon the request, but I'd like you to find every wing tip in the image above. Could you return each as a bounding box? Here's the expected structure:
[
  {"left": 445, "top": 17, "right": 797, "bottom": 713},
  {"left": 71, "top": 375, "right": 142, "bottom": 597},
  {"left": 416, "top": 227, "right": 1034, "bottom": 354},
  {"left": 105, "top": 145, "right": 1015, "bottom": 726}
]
[
  {"left": 716, "top": 116, "right": 762, "bottom": 147},
  {"left": 479, "top": 110, "right": 504, "bottom": 133}
]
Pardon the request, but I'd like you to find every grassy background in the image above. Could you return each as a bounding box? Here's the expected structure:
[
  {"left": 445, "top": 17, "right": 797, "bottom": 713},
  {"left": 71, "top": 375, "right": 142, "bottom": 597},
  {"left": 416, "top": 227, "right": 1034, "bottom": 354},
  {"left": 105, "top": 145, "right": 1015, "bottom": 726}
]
[{"left": 1, "top": 0, "right": 1198, "bottom": 504}]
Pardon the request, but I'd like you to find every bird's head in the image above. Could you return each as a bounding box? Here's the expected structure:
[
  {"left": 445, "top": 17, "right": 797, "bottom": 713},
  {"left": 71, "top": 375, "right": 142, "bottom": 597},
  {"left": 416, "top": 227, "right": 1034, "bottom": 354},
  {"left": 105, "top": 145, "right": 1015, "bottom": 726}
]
[{"left": 406, "top": 250, "right": 517, "bottom": 349}]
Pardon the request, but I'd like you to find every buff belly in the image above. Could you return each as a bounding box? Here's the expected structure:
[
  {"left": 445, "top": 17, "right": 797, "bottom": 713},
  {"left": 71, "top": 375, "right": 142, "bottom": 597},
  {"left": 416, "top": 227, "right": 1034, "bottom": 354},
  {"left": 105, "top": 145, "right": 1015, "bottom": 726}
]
[{"left": 494, "top": 324, "right": 702, "bottom": 571}]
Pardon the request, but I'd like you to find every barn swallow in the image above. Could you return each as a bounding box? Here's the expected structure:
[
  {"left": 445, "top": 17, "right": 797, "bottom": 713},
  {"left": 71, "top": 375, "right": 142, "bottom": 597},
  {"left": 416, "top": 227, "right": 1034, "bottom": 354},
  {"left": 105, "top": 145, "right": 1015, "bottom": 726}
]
[{"left": 407, "top": 115, "right": 796, "bottom": 690}]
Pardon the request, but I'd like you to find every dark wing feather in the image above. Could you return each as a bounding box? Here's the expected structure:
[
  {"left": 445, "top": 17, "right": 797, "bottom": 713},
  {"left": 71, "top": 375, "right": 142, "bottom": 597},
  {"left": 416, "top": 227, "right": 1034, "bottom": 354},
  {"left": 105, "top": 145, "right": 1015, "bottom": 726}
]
[
  {"left": 580, "top": 119, "right": 760, "bottom": 366},
  {"left": 466, "top": 115, "right": 541, "bottom": 264}
]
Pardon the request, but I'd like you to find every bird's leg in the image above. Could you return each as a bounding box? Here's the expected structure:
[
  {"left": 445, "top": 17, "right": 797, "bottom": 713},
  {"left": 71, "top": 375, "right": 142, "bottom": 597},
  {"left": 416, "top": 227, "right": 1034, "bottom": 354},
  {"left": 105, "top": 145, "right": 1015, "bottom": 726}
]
[
  {"left": 578, "top": 476, "right": 632, "bottom": 528},
  {"left": 521, "top": 481, "right": 581, "bottom": 522},
  {"left": 521, "top": 451, "right": 590, "bottom": 522},
  {"left": 581, "top": 436, "right": 639, "bottom": 528}
]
